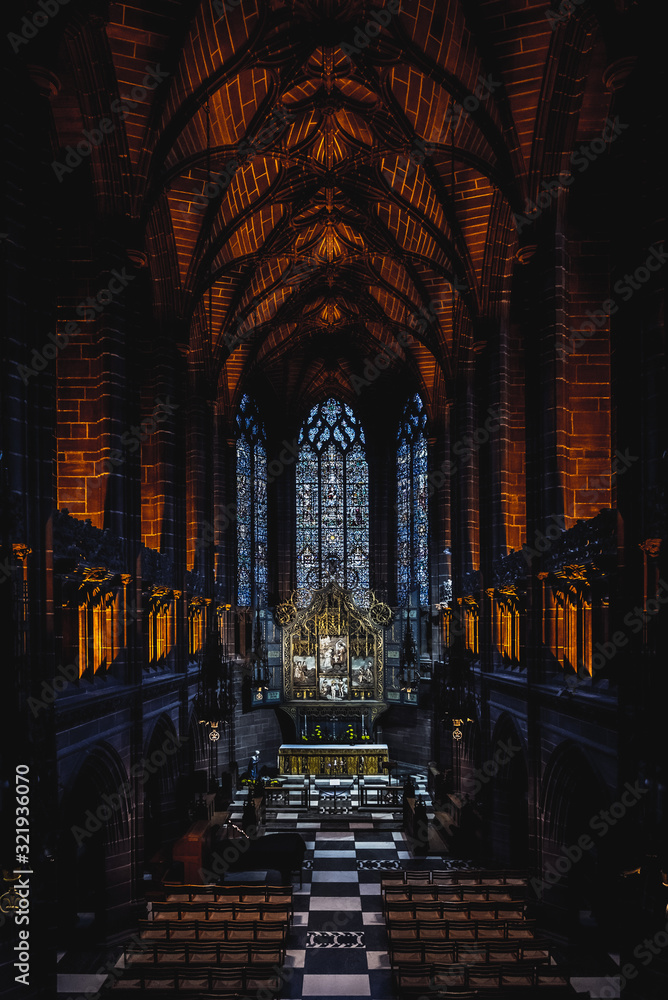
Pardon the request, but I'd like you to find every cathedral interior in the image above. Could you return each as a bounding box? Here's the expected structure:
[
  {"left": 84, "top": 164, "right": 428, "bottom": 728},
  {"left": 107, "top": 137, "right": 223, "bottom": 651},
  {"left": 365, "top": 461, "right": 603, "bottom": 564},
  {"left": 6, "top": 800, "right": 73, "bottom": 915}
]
[{"left": 2, "top": 0, "right": 667, "bottom": 998}]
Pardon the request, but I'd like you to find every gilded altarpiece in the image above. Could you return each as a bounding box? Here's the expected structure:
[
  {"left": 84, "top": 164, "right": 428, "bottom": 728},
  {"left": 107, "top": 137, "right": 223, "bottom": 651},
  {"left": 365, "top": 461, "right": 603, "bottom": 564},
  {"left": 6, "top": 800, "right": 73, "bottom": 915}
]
[{"left": 276, "top": 581, "right": 392, "bottom": 738}]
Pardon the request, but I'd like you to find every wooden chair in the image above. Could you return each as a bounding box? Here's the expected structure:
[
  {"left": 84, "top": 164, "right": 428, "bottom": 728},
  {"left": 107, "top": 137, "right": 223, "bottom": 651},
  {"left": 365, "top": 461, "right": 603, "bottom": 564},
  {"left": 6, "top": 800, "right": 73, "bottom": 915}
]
[
  {"left": 418, "top": 919, "right": 451, "bottom": 941},
  {"left": 386, "top": 900, "right": 416, "bottom": 920},
  {"left": 405, "top": 870, "right": 432, "bottom": 884},
  {"left": 422, "top": 941, "right": 457, "bottom": 964},
  {"left": 181, "top": 942, "right": 220, "bottom": 965},
  {"left": 383, "top": 888, "right": 410, "bottom": 907},
  {"left": 389, "top": 941, "right": 424, "bottom": 964},
  {"left": 381, "top": 872, "right": 406, "bottom": 887},
  {"left": 169, "top": 920, "right": 198, "bottom": 940},
  {"left": 506, "top": 918, "right": 536, "bottom": 938},
  {"left": 432, "top": 961, "right": 467, "bottom": 987},
  {"left": 474, "top": 919, "right": 506, "bottom": 939},
  {"left": 248, "top": 941, "right": 285, "bottom": 965},
  {"left": 254, "top": 919, "right": 288, "bottom": 941},
  {"left": 197, "top": 966, "right": 244, "bottom": 991},
  {"left": 413, "top": 901, "right": 443, "bottom": 920},
  {"left": 233, "top": 904, "right": 262, "bottom": 921},
  {"left": 431, "top": 871, "right": 455, "bottom": 885},
  {"left": 387, "top": 918, "right": 419, "bottom": 942},
  {"left": 445, "top": 920, "right": 476, "bottom": 940},
  {"left": 455, "top": 942, "right": 490, "bottom": 963},
  {"left": 409, "top": 884, "right": 438, "bottom": 900},
  {"left": 486, "top": 940, "right": 522, "bottom": 963},
  {"left": 205, "top": 905, "right": 236, "bottom": 921},
  {"left": 225, "top": 919, "right": 258, "bottom": 942},
  {"left": 197, "top": 920, "right": 228, "bottom": 941},
  {"left": 259, "top": 901, "right": 291, "bottom": 922},
  {"left": 393, "top": 963, "right": 432, "bottom": 992},
  {"left": 520, "top": 938, "right": 551, "bottom": 961}
]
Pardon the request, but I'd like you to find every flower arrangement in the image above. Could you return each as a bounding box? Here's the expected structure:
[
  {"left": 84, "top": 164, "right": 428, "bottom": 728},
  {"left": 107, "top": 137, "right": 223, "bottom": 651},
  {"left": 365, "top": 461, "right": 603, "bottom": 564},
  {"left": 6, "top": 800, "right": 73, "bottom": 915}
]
[
  {"left": 360, "top": 734, "right": 371, "bottom": 741},
  {"left": 346, "top": 724, "right": 355, "bottom": 741}
]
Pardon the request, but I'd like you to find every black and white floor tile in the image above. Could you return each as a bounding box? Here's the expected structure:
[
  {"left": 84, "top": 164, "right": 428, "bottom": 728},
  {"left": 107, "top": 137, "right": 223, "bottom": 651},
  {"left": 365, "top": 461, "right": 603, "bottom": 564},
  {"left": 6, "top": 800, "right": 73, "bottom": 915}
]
[{"left": 280, "top": 822, "right": 458, "bottom": 1000}]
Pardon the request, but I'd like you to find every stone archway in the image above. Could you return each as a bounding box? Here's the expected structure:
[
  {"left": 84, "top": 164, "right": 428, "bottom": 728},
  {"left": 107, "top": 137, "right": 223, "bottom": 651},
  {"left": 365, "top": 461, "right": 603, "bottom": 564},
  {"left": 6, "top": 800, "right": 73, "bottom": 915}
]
[
  {"left": 540, "top": 742, "right": 614, "bottom": 942},
  {"left": 142, "top": 715, "right": 181, "bottom": 864},
  {"left": 59, "top": 743, "right": 131, "bottom": 942}
]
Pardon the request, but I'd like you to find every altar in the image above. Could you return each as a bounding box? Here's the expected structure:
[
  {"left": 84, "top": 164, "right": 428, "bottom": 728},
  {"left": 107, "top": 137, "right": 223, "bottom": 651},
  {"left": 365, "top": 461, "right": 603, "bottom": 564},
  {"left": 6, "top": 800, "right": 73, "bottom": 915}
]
[{"left": 279, "top": 743, "right": 389, "bottom": 777}]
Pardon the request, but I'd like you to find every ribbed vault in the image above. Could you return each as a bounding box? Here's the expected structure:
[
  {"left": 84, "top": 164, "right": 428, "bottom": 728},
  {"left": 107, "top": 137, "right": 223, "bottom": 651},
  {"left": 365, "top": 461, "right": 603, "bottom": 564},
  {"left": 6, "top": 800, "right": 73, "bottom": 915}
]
[{"left": 44, "top": 0, "right": 617, "bottom": 418}]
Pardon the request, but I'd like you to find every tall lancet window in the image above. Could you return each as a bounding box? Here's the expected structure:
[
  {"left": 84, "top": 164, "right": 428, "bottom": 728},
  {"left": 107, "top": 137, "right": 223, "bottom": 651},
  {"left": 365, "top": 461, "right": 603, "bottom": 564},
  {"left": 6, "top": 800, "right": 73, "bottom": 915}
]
[
  {"left": 236, "top": 394, "right": 267, "bottom": 607},
  {"left": 296, "top": 398, "right": 369, "bottom": 606},
  {"left": 397, "top": 393, "right": 429, "bottom": 607}
]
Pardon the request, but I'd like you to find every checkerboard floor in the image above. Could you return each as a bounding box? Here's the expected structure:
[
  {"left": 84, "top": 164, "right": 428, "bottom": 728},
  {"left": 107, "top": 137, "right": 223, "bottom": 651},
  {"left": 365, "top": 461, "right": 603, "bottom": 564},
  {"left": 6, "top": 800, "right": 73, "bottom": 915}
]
[{"left": 278, "top": 822, "right": 471, "bottom": 1000}]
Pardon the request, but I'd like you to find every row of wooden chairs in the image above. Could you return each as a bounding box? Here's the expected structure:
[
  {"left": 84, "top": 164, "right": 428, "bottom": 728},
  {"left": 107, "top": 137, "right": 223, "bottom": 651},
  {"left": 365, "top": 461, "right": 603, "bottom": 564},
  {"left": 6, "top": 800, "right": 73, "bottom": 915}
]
[
  {"left": 395, "top": 992, "right": 574, "bottom": 1000},
  {"left": 152, "top": 901, "right": 291, "bottom": 922},
  {"left": 124, "top": 940, "right": 285, "bottom": 967},
  {"left": 389, "top": 938, "right": 552, "bottom": 966},
  {"left": 382, "top": 884, "right": 523, "bottom": 903},
  {"left": 387, "top": 918, "right": 537, "bottom": 941},
  {"left": 161, "top": 884, "right": 292, "bottom": 904},
  {"left": 109, "top": 994, "right": 264, "bottom": 1000},
  {"left": 386, "top": 901, "right": 526, "bottom": 921},
  {"left": 381, "top": 869, "right": 528, "bottom": 887},
  {"left": 138, "top": 918, "right": 287, "bottom": 942},
  {"left": 394, "top": 962, "right": 569, "bottom": 991},
  {"left": 111, "top": 963, "right": 281, "bottom": 992}
]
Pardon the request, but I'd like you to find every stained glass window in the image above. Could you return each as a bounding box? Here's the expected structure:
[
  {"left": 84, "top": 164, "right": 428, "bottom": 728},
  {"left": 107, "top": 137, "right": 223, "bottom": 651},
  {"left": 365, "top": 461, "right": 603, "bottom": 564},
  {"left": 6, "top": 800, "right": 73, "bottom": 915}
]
[
  {"left": 397, "top": 394, "right": 429, "bottom": 606},
  {"left": 296, "top": 398, "right": 369, "bottom": 606},
  {"left": 236, "top": 395, "right": 267, "bottom": 607}
]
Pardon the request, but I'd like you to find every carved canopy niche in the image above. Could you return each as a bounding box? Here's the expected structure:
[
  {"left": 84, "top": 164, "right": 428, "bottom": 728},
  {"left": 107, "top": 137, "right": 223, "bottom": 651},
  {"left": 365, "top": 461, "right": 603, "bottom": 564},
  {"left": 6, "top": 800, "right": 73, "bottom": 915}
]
[{"left": 277, "top": 581, "right": 392, "bottom": 725}]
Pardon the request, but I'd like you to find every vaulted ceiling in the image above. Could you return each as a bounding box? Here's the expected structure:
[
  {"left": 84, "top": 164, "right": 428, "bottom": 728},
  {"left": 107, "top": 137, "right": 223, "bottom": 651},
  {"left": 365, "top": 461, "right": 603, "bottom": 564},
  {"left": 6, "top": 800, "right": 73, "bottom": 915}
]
[{"left": 46, "top": 0, "right": 620, "bottom": 418}]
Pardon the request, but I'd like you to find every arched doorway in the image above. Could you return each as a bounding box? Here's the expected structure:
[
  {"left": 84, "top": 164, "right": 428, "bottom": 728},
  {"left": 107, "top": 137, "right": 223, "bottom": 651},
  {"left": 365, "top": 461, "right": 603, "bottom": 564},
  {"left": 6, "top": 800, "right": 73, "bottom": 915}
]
[
  {"left": 59, "top": 744, "right": 131, "bottom": 943},
  {"left": 540, "top": 743, "right": 614, "bottom": 946},
  {"left": 142, "top": 715, "right": 181, "bottom": 866}
]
